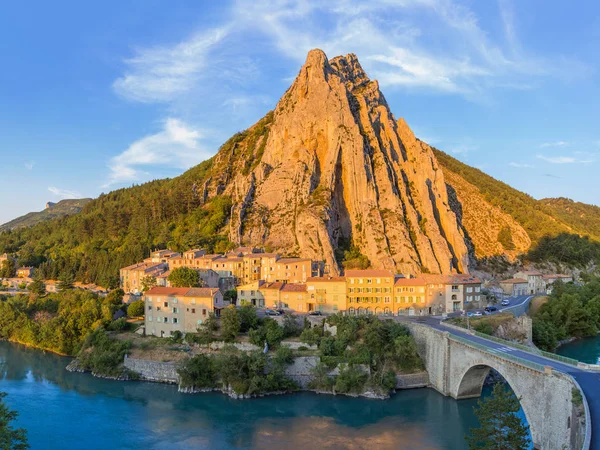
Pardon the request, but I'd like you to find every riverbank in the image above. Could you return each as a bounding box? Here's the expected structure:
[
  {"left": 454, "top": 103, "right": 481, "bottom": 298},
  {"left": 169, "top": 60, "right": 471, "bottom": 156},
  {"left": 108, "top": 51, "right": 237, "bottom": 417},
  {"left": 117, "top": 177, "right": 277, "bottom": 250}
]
[{"left": 65, "top": 351, "right": 430, "bottom": 400}]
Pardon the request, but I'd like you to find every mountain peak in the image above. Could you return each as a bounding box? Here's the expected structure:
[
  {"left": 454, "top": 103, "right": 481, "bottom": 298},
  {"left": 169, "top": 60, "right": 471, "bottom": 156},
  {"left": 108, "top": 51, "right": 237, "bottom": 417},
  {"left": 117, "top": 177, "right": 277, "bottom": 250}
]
[{"left": 206, "top": 49, "right": 470, "bottom": 275}]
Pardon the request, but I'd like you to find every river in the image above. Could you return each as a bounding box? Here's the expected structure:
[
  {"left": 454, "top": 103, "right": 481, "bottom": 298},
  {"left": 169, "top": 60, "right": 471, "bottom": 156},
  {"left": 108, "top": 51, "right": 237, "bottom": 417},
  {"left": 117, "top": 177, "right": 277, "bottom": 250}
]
[
  {"left": 0, "top": 341, "right": 514, "bottom": 450},
  {"left": 557, "top": 335, "right": 600, "bottom": 364}
]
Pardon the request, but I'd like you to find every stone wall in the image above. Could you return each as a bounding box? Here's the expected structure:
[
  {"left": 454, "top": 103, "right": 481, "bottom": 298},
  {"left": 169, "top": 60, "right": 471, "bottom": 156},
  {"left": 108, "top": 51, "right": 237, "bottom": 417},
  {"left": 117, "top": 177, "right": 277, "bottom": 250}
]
[
  {"left": 395, "top": 372, "right": 429, "bottom": 389},
  {"left": 123, "top": 355, "right": 178, "bottom": 383}
]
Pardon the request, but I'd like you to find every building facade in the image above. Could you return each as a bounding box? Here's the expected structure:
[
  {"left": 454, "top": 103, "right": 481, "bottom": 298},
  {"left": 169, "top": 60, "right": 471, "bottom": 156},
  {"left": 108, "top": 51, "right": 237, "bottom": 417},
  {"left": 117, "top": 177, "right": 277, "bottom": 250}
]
[{"left": 144, "top": 286, "right": 224, "bottom": 337}]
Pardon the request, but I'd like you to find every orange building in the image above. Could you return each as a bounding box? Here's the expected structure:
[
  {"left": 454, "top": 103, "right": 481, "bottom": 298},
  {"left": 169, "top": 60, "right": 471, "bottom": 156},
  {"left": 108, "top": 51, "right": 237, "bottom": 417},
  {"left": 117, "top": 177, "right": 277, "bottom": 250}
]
[{"left": 345, "top": 269, "right": 395, "bottom": 315}]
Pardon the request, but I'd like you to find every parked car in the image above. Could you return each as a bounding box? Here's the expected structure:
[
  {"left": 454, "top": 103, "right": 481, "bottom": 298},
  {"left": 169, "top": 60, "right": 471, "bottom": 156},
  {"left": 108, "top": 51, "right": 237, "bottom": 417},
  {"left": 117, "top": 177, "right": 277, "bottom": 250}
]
[
  {"left": 467, "top": 312, "right": 475, "bottom": 317},
  {"left": 276, "top": 309, "right": 286, "bottom": 315},
  {"left": 472, "top": 311, "right": 483, "bottom": 317},
  {"left": 484, "top": 306, "right": 498, "bottom": 313},
  {"left": 308, "top": 311, "right": 323, "bottom": 316},
  {"left": 501, "top": 300, "right": 510, "bottom": 306},
  {"left": 265, "top": 309, "right": 281, "bottom": 316}
]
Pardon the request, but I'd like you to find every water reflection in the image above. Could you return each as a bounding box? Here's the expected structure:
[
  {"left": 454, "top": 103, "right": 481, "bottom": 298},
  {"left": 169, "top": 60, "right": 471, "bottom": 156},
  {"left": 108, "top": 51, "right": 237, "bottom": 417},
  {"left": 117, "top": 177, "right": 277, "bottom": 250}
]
[{"left": 0, "top": 342, "right": 490, "bottom": 450}]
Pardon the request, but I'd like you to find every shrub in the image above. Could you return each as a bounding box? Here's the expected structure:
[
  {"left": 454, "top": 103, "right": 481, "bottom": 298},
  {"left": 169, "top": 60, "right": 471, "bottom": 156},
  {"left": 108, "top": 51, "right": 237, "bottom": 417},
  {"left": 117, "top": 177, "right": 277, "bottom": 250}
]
[
  {"left": 334, "top": 365, "right": 368, "bottom": 394},
  {"left": 77, "top": 328, "right": 131, "bottom": 377},
  {"left": 108, "top": 317, "right": 127, "bottom": 331},
  {"left": 300, "top": 327, "right": 322, "bottom": 346},
  {"left": 238, "top": 305, "right": 259, "bottom": 332},
  {"left": 220, "top": 305, "right": 240, "bottom": 341},
  {"left": 178, "top": 355, "right": 216, "bottom": 389},
  {"left": 127, "top": 300, "right": 144, "bottom": 317}
]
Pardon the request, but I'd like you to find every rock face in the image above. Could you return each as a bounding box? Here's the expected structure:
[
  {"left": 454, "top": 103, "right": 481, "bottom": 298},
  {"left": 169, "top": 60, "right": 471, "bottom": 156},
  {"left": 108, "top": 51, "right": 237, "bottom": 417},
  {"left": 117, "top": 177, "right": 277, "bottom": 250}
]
[
  {"left": 442, "top": 168, "right": 531, "bottom": 259},
  {"left": 208, "top": 49, "right": 470, "bottom": 275}
]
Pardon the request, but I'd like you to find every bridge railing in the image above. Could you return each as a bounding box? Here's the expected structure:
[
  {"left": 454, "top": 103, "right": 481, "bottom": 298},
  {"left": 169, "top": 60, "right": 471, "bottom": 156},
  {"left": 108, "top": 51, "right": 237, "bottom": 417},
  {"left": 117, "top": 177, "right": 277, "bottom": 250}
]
[
  {"left": 470, "top": 331, "right": 579, "bottom": 367},
  {"left": 450, "top": 335, "right": 546, "bottom": 373}
]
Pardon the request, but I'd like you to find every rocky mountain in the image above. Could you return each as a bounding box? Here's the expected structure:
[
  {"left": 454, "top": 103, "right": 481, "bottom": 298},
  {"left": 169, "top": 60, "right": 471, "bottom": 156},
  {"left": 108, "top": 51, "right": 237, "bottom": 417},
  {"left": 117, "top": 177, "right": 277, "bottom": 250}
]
[
  {"left": 0, "top": 198, "right": 92, "bottom": 232},
  {"left": 205, "top": 49, "right": 469, "bottom": 275},
  {"left": 1, "top": 49, "right": 599, "bottom": 286}
]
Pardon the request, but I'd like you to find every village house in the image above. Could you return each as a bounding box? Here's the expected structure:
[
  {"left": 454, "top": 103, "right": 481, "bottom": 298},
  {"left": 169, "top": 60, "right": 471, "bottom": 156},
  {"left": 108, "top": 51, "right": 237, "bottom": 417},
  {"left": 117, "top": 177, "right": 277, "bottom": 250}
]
[
  {"left": 543, "top": 274, "right": 574, "bottom": 294},
  {"left": 306, "top": 276, "right": 347, "bottom": 314},
  {"left": 514, "top": 270, "right": 545, "bottom": 294},
  {"left": 144, "top": 286, "right": 224, "bottom": 337},
  {"left": 499, "top": 278, "right": 529, "bottom": 296},
  {"left": 345, "top": 269, "right": 395, "bottom": 316},
  {"left": 16, "top": 266, "right": 34, "bottom": 278},
  {"left": 236, "top": 280, "right": 266, "bottom": 307},
  {"left": 120, "top": 262, "right": 168, "bottom": 294},
  {"left": 155, "top": 268, "right": 220, "bottom": 289}
]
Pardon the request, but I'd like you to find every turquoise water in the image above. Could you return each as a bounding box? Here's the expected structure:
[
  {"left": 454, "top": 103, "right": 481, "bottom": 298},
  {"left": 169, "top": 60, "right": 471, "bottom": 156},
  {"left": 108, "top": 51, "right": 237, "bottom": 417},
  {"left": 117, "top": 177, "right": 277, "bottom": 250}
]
[
  {"left": 0, "top": 341, "right": 519, "bottom": 450},
  {"left": 557, "top": 335, "right": 600, "bottom": 364}
]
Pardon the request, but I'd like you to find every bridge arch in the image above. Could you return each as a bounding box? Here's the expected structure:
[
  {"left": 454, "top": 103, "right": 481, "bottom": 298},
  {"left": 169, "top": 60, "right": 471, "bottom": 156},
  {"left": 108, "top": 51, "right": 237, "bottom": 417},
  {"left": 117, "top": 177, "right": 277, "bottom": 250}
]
[{"left": 456, "top": 362, "right": 533, "bottom": 443}]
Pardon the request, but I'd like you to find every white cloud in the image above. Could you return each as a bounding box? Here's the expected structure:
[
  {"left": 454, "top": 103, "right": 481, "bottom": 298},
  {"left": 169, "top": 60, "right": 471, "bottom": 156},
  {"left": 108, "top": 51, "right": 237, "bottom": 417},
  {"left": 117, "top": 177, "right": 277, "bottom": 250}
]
[
  {"left": 536, "top": 154, "right": 592, "bottom": 164},
  {"left": 24, "top": 161, "right": 34, "bottom": 170},
  {"left": 539, "top": 141, "right": 569, "bottom": 148},
  {"left": 48, "top": 186, "right": 80, "bottom": 199},
  {"left": 106, "top": 118, "right": 209, "bottom": 186},
  {"left": 113, "top": 27, "right": 230, "bottom": 103},
  {"left": 509, "top": 162, "right": 533, "bottom": 168}
]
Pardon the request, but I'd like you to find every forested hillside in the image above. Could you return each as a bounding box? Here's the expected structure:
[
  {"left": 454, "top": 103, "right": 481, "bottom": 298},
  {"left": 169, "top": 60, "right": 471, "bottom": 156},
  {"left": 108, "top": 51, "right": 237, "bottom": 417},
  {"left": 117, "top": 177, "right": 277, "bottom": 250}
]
[
  {"left": 0, "top": 198, "right": 92, "bottom": 231},
  {"left": 0, "top": 158, "right": 233, "bottom": 288},
  {"left": 541, "top": 197, "right": 600, "bottom": 240},
  {"left": 433, "top": 148, "right": 574, "bottom": 245}
]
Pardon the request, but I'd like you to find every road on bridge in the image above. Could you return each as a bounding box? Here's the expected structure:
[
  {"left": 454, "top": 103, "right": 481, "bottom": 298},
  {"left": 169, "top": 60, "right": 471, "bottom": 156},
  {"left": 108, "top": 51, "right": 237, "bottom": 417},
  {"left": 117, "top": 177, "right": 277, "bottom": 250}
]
[{"left": 409, "top": 314, "right": 600, "bottom": 449}]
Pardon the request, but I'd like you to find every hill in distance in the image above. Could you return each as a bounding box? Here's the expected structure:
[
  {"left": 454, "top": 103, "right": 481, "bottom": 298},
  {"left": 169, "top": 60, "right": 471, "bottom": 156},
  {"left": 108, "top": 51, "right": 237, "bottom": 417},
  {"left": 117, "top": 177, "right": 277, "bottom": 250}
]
[
  {"left": 0, "top": 49, "right": 598, "bottom": 287},
  {"left": 0, "top": 198, "right": 92, "bottom": 232}
]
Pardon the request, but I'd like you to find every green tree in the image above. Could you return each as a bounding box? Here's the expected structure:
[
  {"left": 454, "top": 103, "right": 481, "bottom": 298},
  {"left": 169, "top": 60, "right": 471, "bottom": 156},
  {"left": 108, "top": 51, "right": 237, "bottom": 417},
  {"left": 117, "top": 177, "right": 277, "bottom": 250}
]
[
  {"left": 220, "top": 305, "right": 240, "bottom": 341},
  {"left": 224, "top": 289, "right": 237, "bottom": 304},
  {"left": 27, "top": 275, "right": 45, "bottom": 296},
  {"left": 0, "top": 260, "right": 16, "bottom": 278},
  {"left": 466, "top": 383, "right": 530, "bottom": 450},
  {"left": 498, "top": 227, "right": 516, "bottom": 251},
  {"left": 57, "top": 273, "right": 74, "bottom": 292},
  {"left": 167, "top": 268, "right": 200, "bottom": 288},
  {"left": 238, "top": 305, "right": 259, "bottom": 332},
  {"left": 127, "top": 300, "right": 145, "bottom": 317},
  {"left": 0, "top": 392, "right": 28, "bottom": 450},
  {"left": 140, "top": 275, "right": 156, "bottom": 292}
]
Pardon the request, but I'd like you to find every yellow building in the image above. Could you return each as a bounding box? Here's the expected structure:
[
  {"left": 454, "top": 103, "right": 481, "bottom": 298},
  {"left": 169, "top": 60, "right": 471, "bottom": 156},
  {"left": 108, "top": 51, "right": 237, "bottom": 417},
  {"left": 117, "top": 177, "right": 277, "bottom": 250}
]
[
  {"left": 306, "top": 276, "right": 346, "bottom": 313},
  {"left": 345, "top": 269, "right": 395, "bottom": 315}
]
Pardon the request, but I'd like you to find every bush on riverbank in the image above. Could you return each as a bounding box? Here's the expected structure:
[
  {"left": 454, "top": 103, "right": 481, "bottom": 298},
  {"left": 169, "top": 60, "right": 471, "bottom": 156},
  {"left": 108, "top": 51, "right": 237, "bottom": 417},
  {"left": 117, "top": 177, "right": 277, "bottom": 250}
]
[
  {"left": 177, "top": 345, "right": 298, "bottom": 396},
  {"left": 76, "top": 328, "right": 132, "bottom": 377},
  {"left": 532, "top": 276, "right": 600, "bottom": 351}
]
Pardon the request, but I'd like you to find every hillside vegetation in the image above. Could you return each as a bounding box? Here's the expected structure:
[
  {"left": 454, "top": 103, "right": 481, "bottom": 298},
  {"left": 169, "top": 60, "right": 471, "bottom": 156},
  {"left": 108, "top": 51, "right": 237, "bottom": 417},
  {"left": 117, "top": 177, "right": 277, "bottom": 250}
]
[
  {"left": 0, "top": 199, "right": 92, "bottom": 232},
  {"left": 541, "top": 197, "right": 600, "bottom": 240}
]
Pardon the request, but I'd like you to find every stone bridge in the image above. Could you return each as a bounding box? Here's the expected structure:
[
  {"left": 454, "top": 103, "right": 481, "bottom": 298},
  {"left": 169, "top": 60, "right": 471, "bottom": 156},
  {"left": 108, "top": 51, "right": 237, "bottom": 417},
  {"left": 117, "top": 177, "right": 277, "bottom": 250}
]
[{"left": 407, "top": 322, "right": 589, "bottom": 450}]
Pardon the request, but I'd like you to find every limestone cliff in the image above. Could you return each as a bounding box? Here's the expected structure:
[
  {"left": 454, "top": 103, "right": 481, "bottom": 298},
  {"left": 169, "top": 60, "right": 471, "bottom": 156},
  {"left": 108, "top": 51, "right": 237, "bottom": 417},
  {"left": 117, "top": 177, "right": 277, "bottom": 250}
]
[{"left": 206, "top": 49, "right": 470, "bottom": 275}]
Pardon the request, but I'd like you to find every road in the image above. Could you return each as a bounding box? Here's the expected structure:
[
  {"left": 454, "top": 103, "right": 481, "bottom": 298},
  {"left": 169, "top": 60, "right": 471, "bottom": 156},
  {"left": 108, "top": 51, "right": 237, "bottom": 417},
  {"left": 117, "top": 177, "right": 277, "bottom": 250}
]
[{"left": 409, "top": 312, "right": 600, "bottom": 449}]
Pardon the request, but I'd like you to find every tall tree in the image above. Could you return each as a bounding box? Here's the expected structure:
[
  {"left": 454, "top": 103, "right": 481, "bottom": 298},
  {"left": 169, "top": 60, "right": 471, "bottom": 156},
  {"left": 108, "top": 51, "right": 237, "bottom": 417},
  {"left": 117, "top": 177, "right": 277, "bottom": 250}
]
[
  {"left": 167, "top": 267, "right": 200, "bottom": 288},
  {"left": 27, "top": 275, "right": 46, "bottom": 296},
  {"left": 57, "top": 273, "right": 74, "bottom": 292},
  {"left": 466, "top": 383, "right": 530, "bottom": 450},
  {"left": 0, "top": 392, "right": 29, "bottom": 450},
  {"left": 220, "top": 305, "right": 240, "bottom": 342},
  {"left": 0, "top": 260, "right": 16, "bottom": 278}
]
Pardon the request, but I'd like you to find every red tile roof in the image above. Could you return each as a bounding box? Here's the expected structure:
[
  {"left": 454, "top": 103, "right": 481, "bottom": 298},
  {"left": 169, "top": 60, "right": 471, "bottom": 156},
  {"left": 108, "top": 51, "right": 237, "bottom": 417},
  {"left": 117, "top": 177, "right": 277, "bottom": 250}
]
[
  {"left": 144, "top": 287, "right": 191, "bottom": 296},
  {"left": 281, "top": 283, "right": 307, "bottom": 292},
  {"left": 185, "top": 288, "right": 219, "bottom": 297},
  {"left": 500, "top": 278, "right": 528, "bottom": 284},
  {"left": 306, "top": 276, "right": 346, "bottom": 282}
]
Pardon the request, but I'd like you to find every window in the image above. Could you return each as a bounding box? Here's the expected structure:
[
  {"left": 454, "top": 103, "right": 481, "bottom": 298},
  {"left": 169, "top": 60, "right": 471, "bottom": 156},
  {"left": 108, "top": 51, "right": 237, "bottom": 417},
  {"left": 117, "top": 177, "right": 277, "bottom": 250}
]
[
  {"left": 157, "top": 307, "right": 161, "bottom": 311},
  {"left": 191, "top": 299, "right": 196, "bottom": 305},
  {"left": 202, "top": 309, "right": 207, "bottom": 315},
  {"left": 173, "top": 307, "right": 178, "bottom": 314},
  {"left": 377, "top": 278, "right": 381, "bottom": 284},
  {"left": 163, "top": 317, "right": 168, "bottom": 323},
  {"left": 367, "top": 279, "right": 372, "bottom": 284},
  {"left": 164, "top": 302, "right": 168, "bottom": 307},
  {"left": 173, "top": 318, "right": 178, "bottom": 324},
  {"left": 148, "top": 316, "right": 153, "bottom": 322},
  {"left": 384, "top": 297, "right": 391, "bottom": 303},
  {"left": 148, "top": 305, "right": 152, "bottom": 310},
  {"left": 191, "top": 308, "right": 196, "bottom": 314}
]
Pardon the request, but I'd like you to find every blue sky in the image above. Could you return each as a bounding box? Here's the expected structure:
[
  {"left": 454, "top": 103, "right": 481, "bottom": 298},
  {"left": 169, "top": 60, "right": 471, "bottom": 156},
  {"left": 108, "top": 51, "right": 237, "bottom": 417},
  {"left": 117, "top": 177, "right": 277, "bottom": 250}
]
[{"left": 0, "top": 0, "right": 598, "bottom": 225}]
